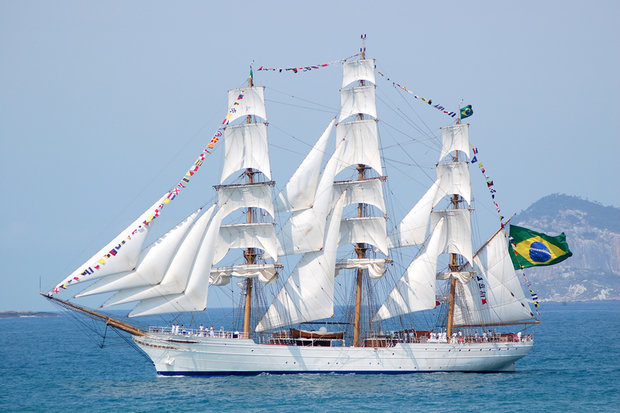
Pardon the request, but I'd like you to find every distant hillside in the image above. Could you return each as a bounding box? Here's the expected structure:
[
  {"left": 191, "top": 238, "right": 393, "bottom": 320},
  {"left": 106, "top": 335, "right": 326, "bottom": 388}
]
[
  {"left": 0, "top": 311, "right": 58, "bottom": 318},
  {"left": 513, "top": 194, "right": 620, "bottom": 302}
]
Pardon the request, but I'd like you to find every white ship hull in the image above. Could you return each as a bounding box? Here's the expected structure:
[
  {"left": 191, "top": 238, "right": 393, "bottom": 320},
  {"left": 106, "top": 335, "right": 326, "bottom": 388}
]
[{"left": 134, "top": 333, "right": 533, "bottom": 376}]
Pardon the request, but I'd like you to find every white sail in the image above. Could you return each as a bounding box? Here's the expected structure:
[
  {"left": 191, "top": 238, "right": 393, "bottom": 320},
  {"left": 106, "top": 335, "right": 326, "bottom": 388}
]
[
  {"left": 339, "top": 217, "right": 388, "bottom": 256},
  {"left": 276, "top": 140, "right": 342, "bottom": 255},
  {"left": 431, "top": 209, "right": 473, "bottom": 265},
  {"left": 335, "top": 258, "right": 388, "bottom": 279},
  {"left": 75, "top": 209, "right": 201, "bottom": 297},
  {"left": 434, "top": 162, "right": 471, "bottom": 206},
  {"left": 255, "top": 193, "right": 346, "bottom": 332},
  {"left": 127, "top": 208, "right": 225, "bottom": 317},
  {"left": 373, "top": 218, "right": 447, "bottom": 321},
  {"left": 388, "top": 180, "right": 439, "bottom": 249},
  {"left": 212, "top": 223, "right": 278, "bottom": 264},
  {"left": 453, "top": 231, "right": 535, "bottom": 326},
  {"left": 333, "top": 119, "right": 382, "bottom": 176},
  {"left": 210, "top": 263, "right": 279, "bottom": 286},
  {"left": 333, "top": 178, "right": 386, "bottom": 213},
  {"left": 227, "top": 86, "right": 266, "bottom": 123},
  {"left": 439, "top": 123, "right": 470, "bottom": 162},
  {"left": 53, "top": 196, "right": 167, "bottom": 291},
  {"left": 275, "top": 119, "right": 335, "bottom": 213},
  {"left": 220, "top": 122, "right": 271, "bottom": 183},
  {"left": 101, "top": 205, "right": 216, "bottom": 307},
  {"left": 217, "top": 182, "right": 275, "bottom": 219},
  {"left": 342, "top": 58, "right": 376, "bottom": 87},
  {"left": 338, "top": 85, "right": 377, "bottom": 122}
]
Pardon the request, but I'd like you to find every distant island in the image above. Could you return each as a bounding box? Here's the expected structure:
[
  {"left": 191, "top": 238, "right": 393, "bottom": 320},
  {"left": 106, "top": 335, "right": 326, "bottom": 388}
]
[{"left": 0, "top": 311, "right": 58, "bottom": 318}]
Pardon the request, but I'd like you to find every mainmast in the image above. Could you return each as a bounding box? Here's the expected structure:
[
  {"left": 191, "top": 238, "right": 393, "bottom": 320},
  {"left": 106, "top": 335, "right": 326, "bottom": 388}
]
[
  {"left": 446, "top": 116, "right": 461, "bottom": 338},
  {"left": 352, "top": 35, "right": 367, "bottom": 347},
  {"left": 243, "top": 69, "right": 255, "bottom": 339}
]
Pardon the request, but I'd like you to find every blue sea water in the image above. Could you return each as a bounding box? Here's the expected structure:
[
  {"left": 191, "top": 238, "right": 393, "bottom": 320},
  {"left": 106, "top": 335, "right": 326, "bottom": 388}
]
[{"left": 1, "top": 301, "right": 619, "bottom": 412}]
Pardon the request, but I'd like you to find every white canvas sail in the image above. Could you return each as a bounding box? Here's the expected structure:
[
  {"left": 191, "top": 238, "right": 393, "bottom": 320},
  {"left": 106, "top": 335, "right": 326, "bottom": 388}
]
[
  {"left": 342, "top": 58, "right": 376, "bottom": 87},
  {"left": 339, "top": 217, "right": 388, "bottom": 256},
  {"left": 335, "top": 258, "right": 388, "bottom": 279},
  {"left": 210, "top": 263, "right": 279, "bottom": 286},
  {"left": 126, "top": 208, "right": 226, "bottom": 317},
  {"left": 220, "top": 122, "right": 271, "bottom": 183},
  {"left": 212, "top": 223, "right": 279, "bottom": 264},
  {"left": 431, "top": 209, "right": 473, "bottom": 265},
  {"left": 453, "top": 231, "right": 535, "bottom": 326},
  {"left": 333, "top": 119, "right": 382, "bottom": 176},
  {"left": 255, "top": 193, "right": 346, "bottom": 332},
  {"left": 276, "top": 140, "right": 342, "bottom": 256},
  {"left": 332, "top": 178, "right": 386, "bottom": 213},
  {"left": 388, "top": 180, "right": 439, "bottom": 249},
  {"left": 75, "top": 209, "right": 201, "bottom": 297},
  {"left": 439, "top": 123, "right": 470, "bottom": 162},
  {"left": 52, "top": 196, "right": 168, "bottom": 292},
  {"left": 373, "top": 218, "right": 447, "bottom": 321},
  {"left": 275, "top": 119, "right": 335, "bottom": 213},
  {"left": 434, "top": 162, "right": 471, "bottom": 206},
  {"left": 227, "top": 86, "right": 266, "bottom": 123},
  {"left": 217, "top": 182, "right": 275, "bottom": 218},
  {"left": 338, "top": 85, "right": 377, "bottom": 121},
  {"left": 101, "top": 205, "right": 216, "bottom": 307}
]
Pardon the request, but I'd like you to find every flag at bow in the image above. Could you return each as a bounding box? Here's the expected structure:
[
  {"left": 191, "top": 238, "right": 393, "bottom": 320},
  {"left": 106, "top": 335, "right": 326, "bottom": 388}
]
[
  {"left": 508, "top": 224, "right": 572, "bottom": 270},
  {"left": 460, "top": 104, "right": 473, "bottom": 119}
]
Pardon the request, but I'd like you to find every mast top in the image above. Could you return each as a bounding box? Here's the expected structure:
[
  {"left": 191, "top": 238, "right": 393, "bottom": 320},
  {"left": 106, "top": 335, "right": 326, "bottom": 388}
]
[
  {"left": 360, "top": 34, "right": 366, "bottom": 60},
  {"left": 249, "top": 61, "right": 254, "bottom": 87}
]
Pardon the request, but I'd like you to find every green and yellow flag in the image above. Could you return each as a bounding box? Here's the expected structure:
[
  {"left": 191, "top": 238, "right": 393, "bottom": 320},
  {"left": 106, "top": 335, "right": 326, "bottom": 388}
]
[
  {"left": 460, "top": 105, "right": 473, "bottom": 119},
  {"left": 508, "top": 225, "right": 572, "bottom": 270}
]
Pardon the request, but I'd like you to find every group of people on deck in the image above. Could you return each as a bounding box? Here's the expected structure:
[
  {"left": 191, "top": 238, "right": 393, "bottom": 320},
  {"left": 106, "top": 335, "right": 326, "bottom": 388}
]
[{"left": 169, "top": 324, "right": 243, "bottom": 338}]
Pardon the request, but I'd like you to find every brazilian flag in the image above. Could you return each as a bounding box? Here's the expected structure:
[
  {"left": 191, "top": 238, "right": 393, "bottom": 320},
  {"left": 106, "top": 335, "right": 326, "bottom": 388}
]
[
  {"left": 460, "top": 105, "right": 473, "bottom": 119},
  {"left": 508, "top": 225, "right": 572, "bottom": 270}
]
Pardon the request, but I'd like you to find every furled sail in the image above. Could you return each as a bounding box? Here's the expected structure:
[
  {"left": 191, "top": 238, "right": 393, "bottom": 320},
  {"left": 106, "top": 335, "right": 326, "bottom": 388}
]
[
  {"left": 275, "top": 119, "right": 335, "bottom": 213},
  {"left": 335, "top": 257, "right": 388, "bottom": 279},
  {"left": 210, "top": 263, "right": 279, "bottom": 286},
  {"left": 453, "top": 231, "right": 535, "bottom": 326},
  {"left": 373, "top": 218, "right": 447, "bottom": 321},
  {"left": 255, "top": 193, "right": 346, "bottom": 332}
]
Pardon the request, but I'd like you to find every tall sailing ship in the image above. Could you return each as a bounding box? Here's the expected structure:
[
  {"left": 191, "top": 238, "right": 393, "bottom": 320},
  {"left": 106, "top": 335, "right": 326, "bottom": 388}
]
[{"left": 44, "top": 41, "right": 540, "bottom": 375}]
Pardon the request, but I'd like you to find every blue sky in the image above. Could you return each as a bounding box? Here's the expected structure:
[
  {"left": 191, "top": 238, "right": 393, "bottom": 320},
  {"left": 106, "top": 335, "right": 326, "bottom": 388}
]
[{"left": 1, "top": 0, "right": 618, "bottom": 311}]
